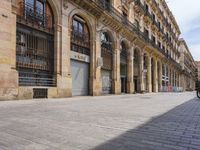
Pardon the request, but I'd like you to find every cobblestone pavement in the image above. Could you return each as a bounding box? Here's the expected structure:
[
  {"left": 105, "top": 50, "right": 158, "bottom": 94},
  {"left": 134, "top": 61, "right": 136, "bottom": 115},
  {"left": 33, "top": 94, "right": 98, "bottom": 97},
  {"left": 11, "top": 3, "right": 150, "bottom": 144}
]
[{"left": 0, "top": 92, "right": 199, "bottom": 150}]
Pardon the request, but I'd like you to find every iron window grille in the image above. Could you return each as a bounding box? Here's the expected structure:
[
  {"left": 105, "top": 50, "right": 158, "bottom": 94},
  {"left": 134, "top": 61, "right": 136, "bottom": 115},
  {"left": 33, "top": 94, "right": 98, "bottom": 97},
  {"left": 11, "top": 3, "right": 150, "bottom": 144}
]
[{"left": 16, "top": 26, "right": 55, "bottom": 87}]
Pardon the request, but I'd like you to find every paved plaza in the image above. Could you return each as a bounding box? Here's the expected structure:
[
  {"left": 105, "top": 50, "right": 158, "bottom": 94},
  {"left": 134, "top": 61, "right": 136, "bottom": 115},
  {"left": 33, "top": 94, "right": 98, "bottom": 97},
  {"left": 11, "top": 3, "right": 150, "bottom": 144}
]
[{"left": 0, "top": 92, "right": 200, "bottom": 150}]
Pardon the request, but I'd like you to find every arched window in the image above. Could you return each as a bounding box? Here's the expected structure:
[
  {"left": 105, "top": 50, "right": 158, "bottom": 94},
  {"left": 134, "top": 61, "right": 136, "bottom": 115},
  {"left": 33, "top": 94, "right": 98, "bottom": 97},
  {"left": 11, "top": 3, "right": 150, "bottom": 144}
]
[
  {"left": 71, "top": 15, "right": 90, "bottom": 56},
  {"left": 101, "top": 32, "right": 113, "bottom": 70},
  {"left": 16, "top": 0, "right": 55, "bottom": 86},
  {"left": 120, "top": 41, "right": 128, "bottom": 60},
  {"left": 17, "top": 0, "right": 53, "bottom": 29}
]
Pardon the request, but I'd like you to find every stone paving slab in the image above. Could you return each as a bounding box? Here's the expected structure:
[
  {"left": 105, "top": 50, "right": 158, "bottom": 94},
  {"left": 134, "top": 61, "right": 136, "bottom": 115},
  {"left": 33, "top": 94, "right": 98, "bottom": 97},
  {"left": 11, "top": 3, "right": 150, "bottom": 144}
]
[{"left": 0, "top": 92, "right": 199, "bottom": 150}]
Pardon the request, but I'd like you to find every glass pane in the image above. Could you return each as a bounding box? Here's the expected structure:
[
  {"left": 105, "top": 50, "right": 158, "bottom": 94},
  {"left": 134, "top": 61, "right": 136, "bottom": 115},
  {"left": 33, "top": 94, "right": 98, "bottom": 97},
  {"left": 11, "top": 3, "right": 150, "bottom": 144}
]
[
  {"left": 36, "top": 0, "right": 44, "bottom": 15},
  {"left": 26, "top": 0, "right": 34, "bottom": 7},
  {"left": 78, "top": 23, "right": 83, "bottom": 33},
  {"left": 25, "top": 0, "right": 34, "bottom": 16},
  {"left": 73, "top": 20, "right": 78, "bottom": 31}
]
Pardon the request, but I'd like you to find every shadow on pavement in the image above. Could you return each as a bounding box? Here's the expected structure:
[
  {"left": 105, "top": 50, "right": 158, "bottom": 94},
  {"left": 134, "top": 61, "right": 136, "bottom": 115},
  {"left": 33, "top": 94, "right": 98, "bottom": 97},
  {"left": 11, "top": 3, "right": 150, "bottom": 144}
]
[{"left": 91, "top": 97, "right": 200, "bottom": 150}]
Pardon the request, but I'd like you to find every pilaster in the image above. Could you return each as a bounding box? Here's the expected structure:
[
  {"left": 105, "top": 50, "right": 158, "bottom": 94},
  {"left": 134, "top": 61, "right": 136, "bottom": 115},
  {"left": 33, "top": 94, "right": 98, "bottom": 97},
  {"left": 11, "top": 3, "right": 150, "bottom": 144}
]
[
  {"left": 112, "top": 39, "right": 121, "bottom": 94},
  {"left": 147, "top": 56, "right": 152, "bottom": 93},
  {"left": 91, "top": 30, "right": 102, "bottom": 96},
  {"left": 127, "top": 47, "right": 134, "bottom": 93},
  {"left": 55, "top": 12, "right": 72, "bottom": 98},
  {"left": 153, "top": 59, "right": 158, "bottom": 92},
  {"left": 140, "top": 52, "right": 145, "bottom": 93},
  {"left": 0, "top": 0, "right": 18, "bottom": 100},
  {"left": 158, "top": 62, "right": 162, "bottom": 92}
]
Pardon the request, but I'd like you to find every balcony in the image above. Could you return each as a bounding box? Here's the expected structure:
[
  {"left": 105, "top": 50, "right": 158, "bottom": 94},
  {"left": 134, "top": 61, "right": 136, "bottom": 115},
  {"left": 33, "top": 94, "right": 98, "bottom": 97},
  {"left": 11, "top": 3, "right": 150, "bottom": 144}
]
[{"left": 72, "top": 0, "right": 181, "bottom": 69}]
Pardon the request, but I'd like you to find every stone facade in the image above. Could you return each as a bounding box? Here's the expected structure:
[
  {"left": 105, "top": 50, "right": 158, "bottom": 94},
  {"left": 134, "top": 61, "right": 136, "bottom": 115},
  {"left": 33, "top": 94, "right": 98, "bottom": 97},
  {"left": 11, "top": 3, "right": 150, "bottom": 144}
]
[
  {"left": 179, "top": 39, "right": 196, "bottom": 91},
  {"left": 195, "top": 61, "right": 200, "bottom": 81},
  {"left": 0, "top": 0, "right": 196, "bottom": 100}
]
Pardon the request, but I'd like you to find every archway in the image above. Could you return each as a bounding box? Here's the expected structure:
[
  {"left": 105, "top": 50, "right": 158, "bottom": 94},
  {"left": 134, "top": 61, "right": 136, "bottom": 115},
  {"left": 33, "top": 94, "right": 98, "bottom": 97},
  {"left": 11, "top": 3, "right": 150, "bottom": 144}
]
[
  {"left": 101, "top": 31, "right": 114, "bottom": 94},
  {"left": 151, "top": 58, "right": 154, "bottom": 92},
  {"left": 70, "top": 14, "right": 91, "bottom": 96},
  {"left": 16, "top": 0, "right": 55, "bottom": 90},
  {"left": 120, "top": 41, "right": 128, "bottom": 93},
  {"left": 134, "top": 48, "right": 140, "bottom": 93},
  {"left": 143, "top": 53, "right": 148, "bottom": 92},
  {"left": 157, "top": 61, "right": 161, "bottom": 92}
]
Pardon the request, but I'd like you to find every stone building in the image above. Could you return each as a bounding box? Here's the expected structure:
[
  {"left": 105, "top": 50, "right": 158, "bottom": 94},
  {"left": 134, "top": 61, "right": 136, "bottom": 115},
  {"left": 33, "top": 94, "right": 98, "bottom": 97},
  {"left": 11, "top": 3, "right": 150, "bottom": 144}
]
[
  {"left": 179, "top": 39, "right": 196, "bottom": 91},
  {"left": 195, "top": 61, "right": 200, "bottom": 81},
  {"left": 0, "top": 0, "right": 196, "bottom": 100}
]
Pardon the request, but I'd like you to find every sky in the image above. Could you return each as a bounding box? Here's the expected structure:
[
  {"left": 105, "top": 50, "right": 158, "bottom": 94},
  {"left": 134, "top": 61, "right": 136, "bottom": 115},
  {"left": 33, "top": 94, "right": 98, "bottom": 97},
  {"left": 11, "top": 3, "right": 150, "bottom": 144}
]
[{"left": 167, "top": 0, "right": 200, "bottom": 61}]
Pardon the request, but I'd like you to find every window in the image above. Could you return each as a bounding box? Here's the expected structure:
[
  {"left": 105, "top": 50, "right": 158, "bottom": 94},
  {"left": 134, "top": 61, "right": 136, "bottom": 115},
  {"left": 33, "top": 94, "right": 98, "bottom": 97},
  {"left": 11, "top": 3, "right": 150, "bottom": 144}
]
[
  {"left": 71, "top": 15, "right": 90, "bottom": 55},
  {"left": 73, "top": 19, "right": 84, "bottom": 33},
  {"left": 24, "top": 0, "right": 46, "bottom": 26},
  {"left": 158, "top": 41, "right": 161, "bottom": 48},
  {"left": 36, "top": 0, "right": 44, "bottom": 15},
  {"left": 100, "top": 0, "right": 111, "bottom": 10},
  {"left": 101, "top": 32, "right": 113, "bottom": 70},
  {"left": 25, "top": 0, "right": 34, "bottom": 7},
  {"left": 158, "top": 22, "right": 161, "bottom": 29},
  {"left": 152, "top": 13, "right": 156, "bottom": 21},
  {"left": 144, "top": 3, "right": 149, "bottom": 12},
  {"left": 144, "top": 28, "right": 149, "bottom": 38},
  {"left": 152, "top": 36, "right": 156, "bottom": 43},
  {"left": 122, "top": 12, "right": 128, "bottom": 23},
  {"left": 135, "top": 20, "right": 140, "bottom": 29},
  {"left": 101, "top": 32, "right": 112, "bottom": 52}
]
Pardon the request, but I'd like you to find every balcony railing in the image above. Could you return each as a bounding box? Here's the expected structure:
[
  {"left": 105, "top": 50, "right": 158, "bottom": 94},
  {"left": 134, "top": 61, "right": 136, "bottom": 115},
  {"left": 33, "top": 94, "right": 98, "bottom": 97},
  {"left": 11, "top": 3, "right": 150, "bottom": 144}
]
[
  {"left": 17, "top": 2, "right": 53, "bottom": 32},
  {"left": 83, "top": 0, "right": 182, "bottom": 69}
]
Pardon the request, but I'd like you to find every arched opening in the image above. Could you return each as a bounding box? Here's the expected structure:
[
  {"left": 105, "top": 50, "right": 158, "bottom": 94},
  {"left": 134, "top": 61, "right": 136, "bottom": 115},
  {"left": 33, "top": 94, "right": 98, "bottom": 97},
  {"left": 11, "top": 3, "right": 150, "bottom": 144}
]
[
  {"left": 157, "top": 61, "right": 161, "bottom": 92},
  {"left": 120, "top": 41, "right": 128, "bottom": 93},
  {"left": 143, "top": 54, "right": 148, "bottom": 92},
  {"left": 151, "top": 58, "right": 154, "bottom": 92},
  {"left": 162, "top": 64, "right": 166, "bottom": 91},
  {"left": 16, "top": 0, "right": 55, "bottom": 87},
  {"left": 166, "top": 66, "right": 169, "bottom": 87},
  {"left": 134, "top": 49, "right": 140, "bottom": 93},
  {"left": 101, "top": 32, "right": 113, "bottom": 94},
  {"left": 70, "top": 15, "right": 90, "bottom": 96}
]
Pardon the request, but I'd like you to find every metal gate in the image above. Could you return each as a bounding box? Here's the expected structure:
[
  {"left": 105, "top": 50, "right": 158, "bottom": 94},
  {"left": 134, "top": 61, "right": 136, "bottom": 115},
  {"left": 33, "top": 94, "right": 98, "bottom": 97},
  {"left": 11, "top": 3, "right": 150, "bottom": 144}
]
[
  {"left": 71, "top": 60, "right": 89, "bottom": 96},
  {"left": 101, "top": 69, "right": 112, "bottom": 94}
]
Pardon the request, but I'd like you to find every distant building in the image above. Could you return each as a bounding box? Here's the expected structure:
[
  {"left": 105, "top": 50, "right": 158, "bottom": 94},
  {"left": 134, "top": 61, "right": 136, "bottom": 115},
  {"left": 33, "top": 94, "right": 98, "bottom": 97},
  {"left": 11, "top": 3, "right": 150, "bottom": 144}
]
[
  {"left": 195, "top": 61, "right": 200, "bottom": 81},
  {"left": 179, "top": 39, "right": 196, "bottom": 91},
  {"left": 0, "top": 0, "right": 197, "bottom": 100}
]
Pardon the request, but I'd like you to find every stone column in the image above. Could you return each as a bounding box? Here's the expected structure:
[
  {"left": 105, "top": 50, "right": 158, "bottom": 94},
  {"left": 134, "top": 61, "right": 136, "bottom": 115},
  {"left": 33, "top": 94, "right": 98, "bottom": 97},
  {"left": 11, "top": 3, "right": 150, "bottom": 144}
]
[
  {"left": 112, "top": 39, "right": 121, "bottom": 94},
  {"left": 140, "top": 52, "right": 145, "bottom": 93},
  {"left": 153, "top": 59, "right": 158, "bottom": 92},
  {"left": 147, "top": 56, "right": 152, "bottom": 93},
  {"left": 127, "top": 47, "right": 134, "bottom": 94},
  {"left": 0, "top": 1, "right": 18, "bottom": 100}
]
